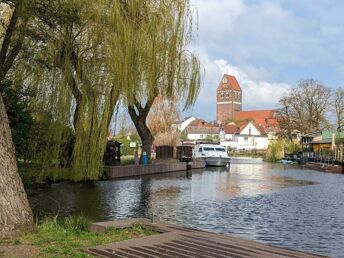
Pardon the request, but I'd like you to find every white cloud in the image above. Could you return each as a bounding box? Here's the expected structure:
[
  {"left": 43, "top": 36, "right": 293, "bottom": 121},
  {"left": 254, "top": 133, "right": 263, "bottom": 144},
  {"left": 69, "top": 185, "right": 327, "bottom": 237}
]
[
  {"left": 191, "top": 0, "right": 344, "bottom": 69},
  {"left": 185, "top": 0, "right": 344, "bottom": 120}
]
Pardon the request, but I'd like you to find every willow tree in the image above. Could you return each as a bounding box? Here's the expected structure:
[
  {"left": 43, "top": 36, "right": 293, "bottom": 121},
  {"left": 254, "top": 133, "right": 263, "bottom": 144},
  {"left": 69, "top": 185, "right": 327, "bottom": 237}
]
[
  {"left": 0, "top": 0, "right": 34, "bottom": 238},
  {"left": 113, "top": 0, "right": 200, "bottom": 161},
  {"left": 23, "top": 0, "right": 124, "bottom": 181}
]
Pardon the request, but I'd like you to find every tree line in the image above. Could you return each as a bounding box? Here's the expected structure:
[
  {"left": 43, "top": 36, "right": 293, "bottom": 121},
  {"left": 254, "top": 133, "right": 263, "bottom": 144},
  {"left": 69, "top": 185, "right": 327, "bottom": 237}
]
[
  {"left": 276, "top": 79, "right": 343, "bottom": 139},
  {"left": 0, "top": 0, "right": 200, "bottom": 238}
]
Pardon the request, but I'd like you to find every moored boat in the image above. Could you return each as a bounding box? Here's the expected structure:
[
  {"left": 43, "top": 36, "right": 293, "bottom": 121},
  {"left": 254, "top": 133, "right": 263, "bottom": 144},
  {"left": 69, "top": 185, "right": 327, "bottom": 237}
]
[{"left": 193, "top": 144, "right": 230, "bottom": 167}]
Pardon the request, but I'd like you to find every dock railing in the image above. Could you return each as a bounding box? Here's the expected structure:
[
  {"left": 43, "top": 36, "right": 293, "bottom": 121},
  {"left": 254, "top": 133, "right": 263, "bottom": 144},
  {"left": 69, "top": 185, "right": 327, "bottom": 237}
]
[{"left": 302, "top": 145, "right": 343, "bottom": 166}]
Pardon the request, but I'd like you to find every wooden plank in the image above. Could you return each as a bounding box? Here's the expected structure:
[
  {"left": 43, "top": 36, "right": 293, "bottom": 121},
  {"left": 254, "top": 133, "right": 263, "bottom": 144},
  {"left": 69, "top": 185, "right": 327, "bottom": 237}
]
[{"left": 86, "top": 220, "right": 327, "bottom": 258}]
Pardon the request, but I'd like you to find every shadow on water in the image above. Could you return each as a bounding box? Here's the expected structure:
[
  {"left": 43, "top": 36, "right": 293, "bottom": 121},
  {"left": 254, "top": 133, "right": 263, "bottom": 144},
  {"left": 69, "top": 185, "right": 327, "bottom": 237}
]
[{"left": 28, "top": 158, "right": 344, "bottom": 257}]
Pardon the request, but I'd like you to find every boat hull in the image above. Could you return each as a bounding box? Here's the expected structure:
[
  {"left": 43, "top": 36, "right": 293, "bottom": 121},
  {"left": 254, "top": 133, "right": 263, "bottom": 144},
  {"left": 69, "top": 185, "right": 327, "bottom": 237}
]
[{"left": 205, "top": 157, "right": 231, "bottom": 167}]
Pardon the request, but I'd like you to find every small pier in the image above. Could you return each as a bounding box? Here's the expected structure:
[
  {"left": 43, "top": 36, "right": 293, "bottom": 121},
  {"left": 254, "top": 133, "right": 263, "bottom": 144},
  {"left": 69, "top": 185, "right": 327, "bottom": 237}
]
[
  {"left": 305, "top": 162, "right": 343, "bottom": 173},
  {"left": 86, "top": 219, "right": 326, "bottom": 258},
  {"left": 104, "top": 163, "right": 186, "bottom": 179},
  {"left": 104, "top": 161, "right": 205, "bottom": 179}
]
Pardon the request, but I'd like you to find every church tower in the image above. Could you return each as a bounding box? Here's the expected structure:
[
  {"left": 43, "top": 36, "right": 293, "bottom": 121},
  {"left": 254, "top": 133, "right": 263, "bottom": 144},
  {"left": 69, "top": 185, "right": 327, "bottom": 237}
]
[{"left": 216, "top": 74, "right": 242, "bottom": 123}]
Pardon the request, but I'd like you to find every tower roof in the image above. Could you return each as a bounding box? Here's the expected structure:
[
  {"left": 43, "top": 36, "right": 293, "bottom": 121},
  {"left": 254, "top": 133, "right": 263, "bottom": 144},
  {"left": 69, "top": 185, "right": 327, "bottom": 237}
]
[{"left": 217, "top": 74, "right": 242, "bottom": 91}]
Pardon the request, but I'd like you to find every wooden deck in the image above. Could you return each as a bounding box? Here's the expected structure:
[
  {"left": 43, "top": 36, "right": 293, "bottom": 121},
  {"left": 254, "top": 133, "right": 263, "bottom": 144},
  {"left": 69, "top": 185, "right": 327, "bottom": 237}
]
[
  {"left": 85, "top": 219, "right": 326, "bottom": 258},
  {"left": 104, "top": 162, "right": 187, "bottom": 179}
]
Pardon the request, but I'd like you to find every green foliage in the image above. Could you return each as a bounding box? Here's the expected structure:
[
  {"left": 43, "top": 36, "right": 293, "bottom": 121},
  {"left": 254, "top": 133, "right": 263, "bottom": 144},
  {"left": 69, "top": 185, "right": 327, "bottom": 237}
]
[
  {"left": 180, "top": 130, "right": 188, "bottom": 141},
  {"left": 205, "top": 134, "right": 219, "bottom": 142},
  {"left": 0, "top": 80, "right": 34, "bottom": 161},
  {"left": 3, "top": 0, "right": 200, "bottom": 182},
  {"left": 336, "top": 137, "right": 344, "bottom": 145},
  {"left": 113, "top": 134, "right": 141, "bottom": 156},
  {"left": 265, "top": 139, "right": 301, "bottom": 162},
  {"left": 230, "top": 150, "right": 266, "bottom": 158},
  {"left": 284, "top": 140, "right": 302, "bottom": 154},
  {"left": 265, "top": 140, "right": 285, "bottom": 162},
  {"left": 17, "top": 215, "right": 156, "bottom": 257}
]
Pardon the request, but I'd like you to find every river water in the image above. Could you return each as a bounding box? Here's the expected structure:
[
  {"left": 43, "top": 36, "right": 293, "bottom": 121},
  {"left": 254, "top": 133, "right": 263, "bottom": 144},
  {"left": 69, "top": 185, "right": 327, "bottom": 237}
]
[{"left": 28, "top": 158, "right": 344, "bottom": 257}]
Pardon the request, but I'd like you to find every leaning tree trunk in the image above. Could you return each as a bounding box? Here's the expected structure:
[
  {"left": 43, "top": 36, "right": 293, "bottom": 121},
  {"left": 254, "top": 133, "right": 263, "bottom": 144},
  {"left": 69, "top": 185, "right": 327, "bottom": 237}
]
[
  {"left": 0, "top": 95, "right": 34, "bottom": 239},
  {"left": 128, "top": 99, "right": 154, "bottom": 162}
]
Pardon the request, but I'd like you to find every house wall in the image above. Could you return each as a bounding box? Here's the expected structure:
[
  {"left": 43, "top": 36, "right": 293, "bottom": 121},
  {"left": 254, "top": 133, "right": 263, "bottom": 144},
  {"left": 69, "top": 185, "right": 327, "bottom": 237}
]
[
  {"left": 234, "top": 135, "right": 269, "bottom": 150},
  {"left": 220, "top": 141, "right": 238, "bottom": 150},
  {"left": 225, "top": 134, "right": 234, "bottom": 141},
  {"left": 187, "top": 133, "right": 219, "bottom": 141},
  {"left": 313, "top": 143, "right": 332, "bottom": 152},
  {"left": 240, "top": 122, "right": 261, "bottom": 136}
]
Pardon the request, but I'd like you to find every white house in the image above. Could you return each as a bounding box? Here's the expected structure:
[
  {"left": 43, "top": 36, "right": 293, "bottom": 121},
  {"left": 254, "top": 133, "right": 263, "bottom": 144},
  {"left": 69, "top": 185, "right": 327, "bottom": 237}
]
[
  {"left": 221, "top": 122, "right": 269, "bottom": 150},
  {"left": 185, "top": 119, "right": 220, "bottom": 141}
]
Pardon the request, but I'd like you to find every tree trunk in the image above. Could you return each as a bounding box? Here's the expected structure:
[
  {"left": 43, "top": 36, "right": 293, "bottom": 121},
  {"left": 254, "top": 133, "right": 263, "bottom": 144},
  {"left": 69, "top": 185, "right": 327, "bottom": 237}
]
[
  {"left": 136, "top": 117, "right": 154, "bottom": 162},
  {"left": 0, "top": 95, "right": 34, "bottom": 239},
  {"left": 128, "top": 100, "right": 154, "bottom": 162}
]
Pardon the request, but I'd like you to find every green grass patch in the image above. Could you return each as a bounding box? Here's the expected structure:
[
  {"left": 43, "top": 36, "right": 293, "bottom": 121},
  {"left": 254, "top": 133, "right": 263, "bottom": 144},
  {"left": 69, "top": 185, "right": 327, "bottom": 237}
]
[
  {"left": 1, "top": 215, "right": 156, "bottom": 258},
  {"left": 120, "top": 155, "right": 135, "bottom": 165},
  {"left": 230, "top": 150, "right": 266, "bottom": 158}
]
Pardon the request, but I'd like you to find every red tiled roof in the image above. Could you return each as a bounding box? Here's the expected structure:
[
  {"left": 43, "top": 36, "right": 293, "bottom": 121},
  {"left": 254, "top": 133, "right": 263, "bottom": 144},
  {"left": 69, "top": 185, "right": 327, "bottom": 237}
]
[
  {"left": 223, "top": 124, "right": 240, "bottom": 134},
  {"left": 255, "top": 124, "right": 267, "bottom": 135},
  {"left": 217, "top": 74, "right": 242, "bottom": 91},
  {"left": 223, "top": 121, "right": 267, "bottom": 135},
  {"left": 234, "top": 110, "right": 276, "bottom": 126},
  {"left": 187, "top": 126, "right": 220, "bottom": 134}
]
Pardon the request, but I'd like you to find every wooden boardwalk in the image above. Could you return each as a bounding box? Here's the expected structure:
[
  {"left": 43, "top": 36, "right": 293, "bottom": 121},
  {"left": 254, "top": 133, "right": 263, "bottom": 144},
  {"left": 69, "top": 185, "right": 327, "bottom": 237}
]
[{"left": 85, "top": 219, "right": 326, "bottom": 258}]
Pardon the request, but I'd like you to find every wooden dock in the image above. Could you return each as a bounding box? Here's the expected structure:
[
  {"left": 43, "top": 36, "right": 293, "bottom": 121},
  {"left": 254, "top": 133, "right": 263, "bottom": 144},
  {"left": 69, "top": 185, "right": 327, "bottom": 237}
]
[
  {"left": 86, "top": 219, "right": 326, "bottom": 258},
  {"left": 104, "top": 163, "right": 187, "bottom": 179},
  {"left": 305, "top": 162, "right": 343, "bottom": 174},
  {"left": 104, "top": 161, "right": 205, "bottom": 179}
]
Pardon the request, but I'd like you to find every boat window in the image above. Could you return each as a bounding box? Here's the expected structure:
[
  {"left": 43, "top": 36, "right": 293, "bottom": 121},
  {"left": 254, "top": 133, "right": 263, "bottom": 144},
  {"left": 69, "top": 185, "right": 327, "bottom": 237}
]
[
  {"left": 215, "top": 148, "right": 226, "bottom": 152},
  {"left": 203, "top": 147, "right": 215, "bottom": 151},
  {"left": 198, "top": 148, "right": 202, "bottom": 152}
]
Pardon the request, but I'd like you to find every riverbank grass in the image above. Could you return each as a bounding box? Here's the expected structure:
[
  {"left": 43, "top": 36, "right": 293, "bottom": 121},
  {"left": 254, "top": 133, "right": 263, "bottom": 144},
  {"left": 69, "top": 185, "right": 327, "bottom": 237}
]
[{"left": 0, "top": 215, "right": 156, "bottom": 257}]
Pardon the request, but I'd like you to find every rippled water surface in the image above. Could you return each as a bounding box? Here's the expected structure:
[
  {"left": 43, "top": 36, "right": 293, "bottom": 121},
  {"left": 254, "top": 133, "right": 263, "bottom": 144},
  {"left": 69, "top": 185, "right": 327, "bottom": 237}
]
[{"left": 29, "top": 158, "right": 344, "bottom": 257}]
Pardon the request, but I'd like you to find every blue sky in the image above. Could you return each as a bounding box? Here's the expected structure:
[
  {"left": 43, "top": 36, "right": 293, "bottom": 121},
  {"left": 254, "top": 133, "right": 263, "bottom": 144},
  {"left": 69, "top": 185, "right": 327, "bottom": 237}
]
[{"left": 184, "top": 0, "right": 344, "bottom": 121}]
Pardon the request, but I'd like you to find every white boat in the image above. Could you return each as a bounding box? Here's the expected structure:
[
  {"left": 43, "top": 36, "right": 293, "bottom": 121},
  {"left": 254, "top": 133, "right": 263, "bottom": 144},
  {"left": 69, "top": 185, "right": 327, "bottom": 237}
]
[{"left": 193, "top": 144, "right": 231, "bottom": 167}]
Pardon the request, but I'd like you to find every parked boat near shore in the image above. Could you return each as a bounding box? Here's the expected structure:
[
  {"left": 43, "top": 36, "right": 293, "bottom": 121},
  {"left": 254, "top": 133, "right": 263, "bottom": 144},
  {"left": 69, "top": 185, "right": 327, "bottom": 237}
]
[{"left": 193, "top": 143, "right": 230, "bottom": 167}]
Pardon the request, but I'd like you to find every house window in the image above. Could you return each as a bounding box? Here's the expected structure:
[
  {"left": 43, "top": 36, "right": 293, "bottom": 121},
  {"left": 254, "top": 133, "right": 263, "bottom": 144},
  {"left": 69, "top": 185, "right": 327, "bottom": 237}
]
[
  {"left": 200, "top": 134, "right": 203, "bottom": 139},
  {"left": 220, "top": 92, "right": 224, "bottom": 98},
  {"left": 244, "top": 137, "right": 248, "bottom": 142}
]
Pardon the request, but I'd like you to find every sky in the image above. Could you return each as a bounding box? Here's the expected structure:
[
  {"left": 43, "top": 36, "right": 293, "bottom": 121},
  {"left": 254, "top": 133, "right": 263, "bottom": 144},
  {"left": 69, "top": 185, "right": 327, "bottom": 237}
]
[{"left": 184, "top": 0, "right": 344, "bottom": 121}]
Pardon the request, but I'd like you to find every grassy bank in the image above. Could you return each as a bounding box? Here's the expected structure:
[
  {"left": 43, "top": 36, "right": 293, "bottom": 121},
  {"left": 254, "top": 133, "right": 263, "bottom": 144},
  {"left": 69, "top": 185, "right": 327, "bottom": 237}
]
[
  {"left": 230, "top": 150, "right": 266, "bottom": 158},
  {"left": 0, "top": 215, "right": 156, "bottom": 258}
]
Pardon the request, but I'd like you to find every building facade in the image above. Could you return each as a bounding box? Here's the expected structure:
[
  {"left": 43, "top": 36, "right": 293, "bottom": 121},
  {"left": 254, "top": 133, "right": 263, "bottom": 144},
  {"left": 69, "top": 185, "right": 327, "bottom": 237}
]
[
  {"left": 185, "top": 119, "right": 220, "bottom": 141},
  {"left": 216, "top": 74, "right": 242, "bottom": 123},
  {"left": 221, "top": 122, "right": 269, "bottom": 150}
]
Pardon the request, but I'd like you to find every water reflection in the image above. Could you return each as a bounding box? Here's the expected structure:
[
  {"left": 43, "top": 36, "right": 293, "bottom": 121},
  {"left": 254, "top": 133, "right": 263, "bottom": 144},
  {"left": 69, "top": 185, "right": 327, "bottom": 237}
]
[{"left": 29, "top": 158, "right": 344, "bottom": 257}]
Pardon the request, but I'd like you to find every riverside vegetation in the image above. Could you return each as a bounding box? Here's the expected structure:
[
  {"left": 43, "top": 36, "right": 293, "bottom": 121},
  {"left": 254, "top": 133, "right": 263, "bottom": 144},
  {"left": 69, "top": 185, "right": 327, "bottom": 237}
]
[
  {"left": 0, "top": 215, "right": 156, "bottom": 258},
  {"left": 0, "top": 0, "right": 200, "bottom": 238}
]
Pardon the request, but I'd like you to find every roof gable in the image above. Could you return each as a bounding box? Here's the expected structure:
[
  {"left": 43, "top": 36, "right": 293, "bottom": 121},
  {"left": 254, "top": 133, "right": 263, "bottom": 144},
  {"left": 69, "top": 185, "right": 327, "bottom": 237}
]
[
  {"left": 240, "top": 122, "right": 266, "bottom": 135},
  {"left": 217, "top": 74, "right": 242, "bottom": 91}
]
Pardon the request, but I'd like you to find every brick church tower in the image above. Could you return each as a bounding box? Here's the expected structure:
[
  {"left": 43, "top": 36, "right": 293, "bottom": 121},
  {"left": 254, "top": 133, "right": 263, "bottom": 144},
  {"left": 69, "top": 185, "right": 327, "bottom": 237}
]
[{"left": 216, "top": 74, "right": 242, "bottom": 123}]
